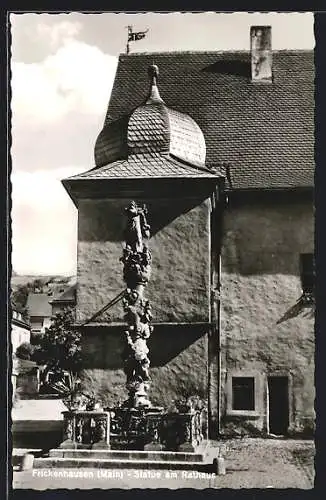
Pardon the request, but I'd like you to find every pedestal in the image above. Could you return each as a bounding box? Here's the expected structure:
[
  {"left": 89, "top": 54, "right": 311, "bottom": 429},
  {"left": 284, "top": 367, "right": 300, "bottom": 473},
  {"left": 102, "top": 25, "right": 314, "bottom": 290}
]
[
  {"left": 59, "top": 439, "right": 76, "bottom": 449},
  {"left": 59, "top": 411, "right": 110, "bottom": 450},
  {"left": 178, "top": 412, "right": 200, "bottom": 452},
  {"left": 144, "top": 412, "right": 164, "bottom": 451}
]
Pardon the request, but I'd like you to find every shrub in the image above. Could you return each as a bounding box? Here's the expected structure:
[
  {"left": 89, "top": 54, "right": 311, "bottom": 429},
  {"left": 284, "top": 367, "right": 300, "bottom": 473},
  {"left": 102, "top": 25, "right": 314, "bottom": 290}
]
[
  {"left": 37, "top": 308, "right": 82, "bottom": 375},
  {"left": 15, "top": 342, "right": 35, "bottom": 360}
]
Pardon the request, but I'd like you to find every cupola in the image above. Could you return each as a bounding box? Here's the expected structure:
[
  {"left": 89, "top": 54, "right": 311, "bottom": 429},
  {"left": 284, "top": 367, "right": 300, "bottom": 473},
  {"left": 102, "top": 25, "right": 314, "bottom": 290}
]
[
  {"left": 95, "top": 64, "right": 206, "bottom": 168},
  {"left": 63, "top": 63, "right": 220, "bottom": 206}
]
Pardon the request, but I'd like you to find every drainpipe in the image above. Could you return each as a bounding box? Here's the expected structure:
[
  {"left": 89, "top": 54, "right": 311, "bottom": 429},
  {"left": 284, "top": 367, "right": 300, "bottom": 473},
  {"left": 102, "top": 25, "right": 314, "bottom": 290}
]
[
  {"left": 208, "top": 190, "right": 216, "bottom": 439},
  {"left": 209, "top": 176, "right": 226, "bottom": 438},
  {"left": 216, "top": 177, "right": 226, "bottom": 437}
]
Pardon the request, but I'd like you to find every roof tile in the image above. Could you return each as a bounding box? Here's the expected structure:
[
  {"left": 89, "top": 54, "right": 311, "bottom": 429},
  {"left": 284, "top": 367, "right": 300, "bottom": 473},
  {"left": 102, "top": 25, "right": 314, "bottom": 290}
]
[
  {"left": 67, "top": 153, "right": 218, "bottom": 180},
  {"left": 26, "top": 293, "right": 52, "bottom": 317},
  {"left": 105, "top": 51, "right": 314, "bottom": 190}
]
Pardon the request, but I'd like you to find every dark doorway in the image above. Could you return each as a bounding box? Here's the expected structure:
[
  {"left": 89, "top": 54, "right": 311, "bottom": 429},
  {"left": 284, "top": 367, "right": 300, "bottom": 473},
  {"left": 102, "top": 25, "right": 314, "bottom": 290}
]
[{"left": 268, "top": 376, "right": 289, "bottom": 435}]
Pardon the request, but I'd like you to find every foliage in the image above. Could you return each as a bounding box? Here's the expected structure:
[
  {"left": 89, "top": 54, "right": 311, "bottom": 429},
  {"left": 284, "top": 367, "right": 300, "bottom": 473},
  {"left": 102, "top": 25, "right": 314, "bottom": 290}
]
[
  {"left": 173, "top": 395, "right": 207, "bottom": 413},
  {"left": 37, "top": 308, "right": 82, "bottom": 374},
  {"left": 49, "top": 371, "right": 88, "bottom": 411},
  {"left": 15, "top": 342, "right": 35, "bottom": 361},
  {"left": 11, "top": 279, "right": 47, "bottom": 318},
  {"left": 30, "top": 332, "right": 44, "bottom": 346}
]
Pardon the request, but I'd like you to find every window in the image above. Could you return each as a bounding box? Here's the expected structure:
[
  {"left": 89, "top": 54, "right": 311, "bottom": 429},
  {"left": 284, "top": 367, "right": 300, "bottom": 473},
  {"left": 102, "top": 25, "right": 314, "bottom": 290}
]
[
  {"left": 232, "top": 377, "right": 255, "bottom": 411},
  {"left": 300, "top": 253, "right": 315, "bottom": 295}
]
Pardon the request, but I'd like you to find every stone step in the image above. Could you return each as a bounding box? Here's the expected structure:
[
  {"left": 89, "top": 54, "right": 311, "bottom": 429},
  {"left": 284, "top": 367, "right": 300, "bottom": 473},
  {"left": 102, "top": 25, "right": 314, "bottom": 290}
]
[
  {"left": 49, "top": 448, "right": 206, "bottom": 462},
  {"left": 33, "top": 457, "right": 214, "bottom": 471}
]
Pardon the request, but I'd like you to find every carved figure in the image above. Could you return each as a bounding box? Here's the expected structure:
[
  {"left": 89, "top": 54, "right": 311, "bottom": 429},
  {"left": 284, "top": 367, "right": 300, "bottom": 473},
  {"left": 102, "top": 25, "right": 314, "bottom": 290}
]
[
  {"left": 76, "top": 418, "right": 83, "bottom": 443},
  {"left": 120, "top": 201, "right": 153, "bottom": 408},
  {"left": 65, "top": 418, "right": 73, "bottom": 440},
  {"left": 96, "top": 418, "right": 107, "bottom": 441},
  {"left": 124, "top": 201, "right": 150, "bottom": 252}
]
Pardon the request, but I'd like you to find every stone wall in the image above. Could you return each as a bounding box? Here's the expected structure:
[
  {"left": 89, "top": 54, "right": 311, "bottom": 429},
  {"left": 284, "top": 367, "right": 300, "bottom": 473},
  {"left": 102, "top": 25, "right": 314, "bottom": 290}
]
[
  {"left": 76, "top": 195, "right": 211, "bottom": 410},
  {"left": 76, "top": 197, "right": 211, "bottom": 323},
  {"left": 75, "top": 192, "right": 314, "bottom": 436},
  {"left": 219, "top": 198, "right": 315, "bottom": 436},
  {"left": 80, "top": 325, "right": 208, "bottom": 409}
]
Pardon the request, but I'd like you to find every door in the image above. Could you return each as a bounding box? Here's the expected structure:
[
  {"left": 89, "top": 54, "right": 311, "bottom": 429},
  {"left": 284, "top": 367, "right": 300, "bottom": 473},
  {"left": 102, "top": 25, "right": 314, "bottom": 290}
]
[{"left": 268, "top": 376, "right": 289, "bottom": 435}]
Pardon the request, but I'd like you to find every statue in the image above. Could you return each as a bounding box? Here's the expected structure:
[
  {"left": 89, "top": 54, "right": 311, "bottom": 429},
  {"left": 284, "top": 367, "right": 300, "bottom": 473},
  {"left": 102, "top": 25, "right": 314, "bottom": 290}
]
[
  {"left": 124, "top": 201, "right": 150, "bottom": 253},
  {"left": 120, "top": 201, "right": 153, "bottom": 408},
  {"left": 120, "top": 203, "right": 152, "bottom": 288}
]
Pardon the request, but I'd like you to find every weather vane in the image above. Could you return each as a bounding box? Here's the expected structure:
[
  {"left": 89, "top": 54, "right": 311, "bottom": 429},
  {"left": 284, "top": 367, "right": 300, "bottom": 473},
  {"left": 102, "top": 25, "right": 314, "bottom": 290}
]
[{"left": 125, "top": 25, "right": 149, "bottom": 55}]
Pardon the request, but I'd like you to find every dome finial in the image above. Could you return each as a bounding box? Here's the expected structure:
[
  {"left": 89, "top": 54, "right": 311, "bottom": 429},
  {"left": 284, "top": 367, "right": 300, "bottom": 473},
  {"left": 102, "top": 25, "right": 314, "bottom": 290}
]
[
  {"left": 148, "top": 63, "right": 159, "bottom": 85},
  {"left": 146, "top": 63, "right": 164, "bottom": 104}
]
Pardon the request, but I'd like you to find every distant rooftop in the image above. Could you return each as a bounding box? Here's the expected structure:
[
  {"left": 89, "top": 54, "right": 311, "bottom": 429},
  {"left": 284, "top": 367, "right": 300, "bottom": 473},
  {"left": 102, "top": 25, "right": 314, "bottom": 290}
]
[
  {"left": 12, "top": 310, "right": 30, "bottom": 328},
  {"left": 26, "top": 293, "right": 52, "bottom": 317},
  {"left": 50, "top": 283, "right": 77, "bottom": 304}
]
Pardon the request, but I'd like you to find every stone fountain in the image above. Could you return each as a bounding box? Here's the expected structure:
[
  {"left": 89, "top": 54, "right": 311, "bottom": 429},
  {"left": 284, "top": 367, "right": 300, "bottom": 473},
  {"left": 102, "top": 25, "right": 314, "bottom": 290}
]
[{"left": 37, "top": 201, "right": 212, "bottom": 469}]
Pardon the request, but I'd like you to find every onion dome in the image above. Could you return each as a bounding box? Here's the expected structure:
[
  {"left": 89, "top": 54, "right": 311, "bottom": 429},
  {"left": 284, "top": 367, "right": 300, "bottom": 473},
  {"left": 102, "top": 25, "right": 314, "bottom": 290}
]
[{"left": 95, "top": 63, "right": 206, "bottom": 169}]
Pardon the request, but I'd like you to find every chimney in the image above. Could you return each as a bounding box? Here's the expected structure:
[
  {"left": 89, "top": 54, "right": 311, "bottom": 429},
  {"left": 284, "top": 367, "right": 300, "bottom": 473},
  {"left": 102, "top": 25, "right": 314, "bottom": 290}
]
[{"left": 250, "top": 26, "right": 272, "bottom": 83}]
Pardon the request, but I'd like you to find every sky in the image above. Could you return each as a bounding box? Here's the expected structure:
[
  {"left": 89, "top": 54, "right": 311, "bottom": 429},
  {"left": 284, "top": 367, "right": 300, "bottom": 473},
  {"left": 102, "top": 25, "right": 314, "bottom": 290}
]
[{"left": 10, "top": 12, "right": 314, "bottom": 276}]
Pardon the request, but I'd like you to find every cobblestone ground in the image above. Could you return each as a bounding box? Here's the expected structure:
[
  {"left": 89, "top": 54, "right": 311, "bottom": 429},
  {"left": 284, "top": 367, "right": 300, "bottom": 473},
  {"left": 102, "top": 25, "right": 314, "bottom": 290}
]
[{"left": 12, "top": 438, "right": 315, "bottom": 490}]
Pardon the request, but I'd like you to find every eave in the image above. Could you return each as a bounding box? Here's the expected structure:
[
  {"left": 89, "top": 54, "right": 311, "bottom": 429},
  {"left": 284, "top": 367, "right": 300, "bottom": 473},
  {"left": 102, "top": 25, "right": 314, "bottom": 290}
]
[{"left": 62, "top": 175, "right": 222, "bottom": 207}]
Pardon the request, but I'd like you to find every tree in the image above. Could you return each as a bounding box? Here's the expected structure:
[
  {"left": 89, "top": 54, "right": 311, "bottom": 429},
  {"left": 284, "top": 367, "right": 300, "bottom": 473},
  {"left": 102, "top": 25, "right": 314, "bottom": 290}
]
[
  {"left": 11, "top": 278, "right": 48, "bottom": 318},
  {"left": 11, "top": 284, "right": 30, "bottom": 318},
  {"left": 37, "top": 308, "right": 82, "bottom": 375},
  {"left": 15, "top": 342, "right": 35, "bottom": 360}
]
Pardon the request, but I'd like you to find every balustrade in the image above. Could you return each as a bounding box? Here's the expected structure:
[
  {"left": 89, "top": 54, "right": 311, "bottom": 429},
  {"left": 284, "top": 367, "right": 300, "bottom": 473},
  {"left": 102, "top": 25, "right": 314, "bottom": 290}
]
[
  {"left": 59, "top": 411, "right": 110, "bottom": 449},
  {"left": 59, "top": 408, "right": 204, "bottom": 452}
]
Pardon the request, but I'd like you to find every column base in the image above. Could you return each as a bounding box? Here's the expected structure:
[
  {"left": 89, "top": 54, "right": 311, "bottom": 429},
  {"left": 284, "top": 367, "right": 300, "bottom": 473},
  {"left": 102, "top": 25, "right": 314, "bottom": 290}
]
[
  {"left": 92, "top": 440, "right": 111, "bottom": 450},
  {"left": 144, "top": 442, "right": 164, "bottom": 451},
  {"left": 178, "top": 442, "right": 197, "bottom": 452},
  {"left": 59, "top": 439, "right": 76, "bottom": 449}
]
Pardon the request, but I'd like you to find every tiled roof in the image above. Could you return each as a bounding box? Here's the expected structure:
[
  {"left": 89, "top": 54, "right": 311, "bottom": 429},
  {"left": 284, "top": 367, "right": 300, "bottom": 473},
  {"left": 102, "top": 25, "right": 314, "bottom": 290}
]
[
  {"left": 94, "top": 86, "right": 206, "bottom": 169},
  {"left": 66, "top": 153, "right": 218, "bottom": 180},
  {"left": 50, "top": 284, "right": 76, "bottom": 304},
  {"left": 26, "top": 293, "right": 52, "bottom": 317},
  {"left": 104, "top": 51, "right": 314, "bottom": 191},
  {"left": 95, "top": 116, "right": 129, "bottom": 167},
  {"left": 128, "top": 102, "right": 170, "bottom": 156}
]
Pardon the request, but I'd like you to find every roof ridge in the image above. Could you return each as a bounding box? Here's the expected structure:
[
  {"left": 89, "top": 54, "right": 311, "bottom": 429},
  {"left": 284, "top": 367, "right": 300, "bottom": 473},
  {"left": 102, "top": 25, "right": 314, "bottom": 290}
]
[{"left": 120, "top": 49, "right": 313, "bottom": 57}]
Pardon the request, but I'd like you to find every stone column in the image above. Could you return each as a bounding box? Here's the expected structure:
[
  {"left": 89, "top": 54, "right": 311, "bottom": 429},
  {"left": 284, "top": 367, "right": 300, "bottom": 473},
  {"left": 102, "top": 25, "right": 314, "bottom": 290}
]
[{"left": 120, "top": 201, "right": 153, "bottom": 409}]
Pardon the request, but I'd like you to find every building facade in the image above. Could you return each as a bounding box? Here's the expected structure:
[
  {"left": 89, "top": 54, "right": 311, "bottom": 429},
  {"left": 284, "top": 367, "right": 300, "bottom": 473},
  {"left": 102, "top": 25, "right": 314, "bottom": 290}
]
[
  {"left": 62, "top": 26, "right": 314, "bottom": 437},
  {"left": 11, "top": 310, "right": 31, "bottom": 354},
  {"left": 219, "top": 191, "right": 314, "bottom": 436},
  {"left": 49, "top": 282, "right": 77, "bottom": 317},
  {"left": 26, "top": 293, "right": 52, "bottom": 336}
]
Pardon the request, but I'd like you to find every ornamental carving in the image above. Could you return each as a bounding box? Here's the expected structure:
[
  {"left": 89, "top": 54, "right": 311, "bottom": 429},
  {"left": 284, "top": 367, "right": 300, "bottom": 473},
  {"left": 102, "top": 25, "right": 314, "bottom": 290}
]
[{"left": 120, "top": 201, "right": 153, "bottom": 408}]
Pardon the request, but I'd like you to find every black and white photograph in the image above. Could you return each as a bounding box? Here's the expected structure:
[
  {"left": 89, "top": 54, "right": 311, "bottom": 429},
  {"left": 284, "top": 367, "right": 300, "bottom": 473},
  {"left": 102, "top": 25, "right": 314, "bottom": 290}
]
[{"left": 9, "top": 11, "right": 315, "bottom": 490}]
